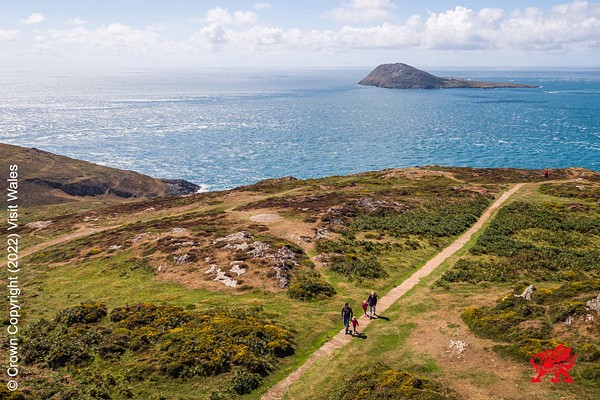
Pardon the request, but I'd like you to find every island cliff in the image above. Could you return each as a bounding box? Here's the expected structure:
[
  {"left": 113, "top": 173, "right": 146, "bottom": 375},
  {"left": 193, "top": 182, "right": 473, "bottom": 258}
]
[{"left": 359, "top": 63, "right": 539, "bottom": 89}]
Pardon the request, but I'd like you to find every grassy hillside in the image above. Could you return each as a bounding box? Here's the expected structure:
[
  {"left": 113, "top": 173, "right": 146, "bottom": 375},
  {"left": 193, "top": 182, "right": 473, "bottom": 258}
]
[
  {"left": 0, "top": 143, "right": 198, "bottom": 206},
  {"left": 1, "top": 159, "right": 598, "bottom": 400}
]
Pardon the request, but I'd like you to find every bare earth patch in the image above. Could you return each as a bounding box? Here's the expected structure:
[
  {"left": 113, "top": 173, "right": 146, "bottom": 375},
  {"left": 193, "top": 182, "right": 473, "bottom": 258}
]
[{"left": 250, "top": 213, "right": 282, "bottom": 223}]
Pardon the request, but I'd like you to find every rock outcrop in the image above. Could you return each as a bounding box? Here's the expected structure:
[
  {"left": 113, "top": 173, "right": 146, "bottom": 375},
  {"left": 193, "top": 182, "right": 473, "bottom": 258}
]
[{"left": 0, "top": 143, "right": 200, "bottom": 205}]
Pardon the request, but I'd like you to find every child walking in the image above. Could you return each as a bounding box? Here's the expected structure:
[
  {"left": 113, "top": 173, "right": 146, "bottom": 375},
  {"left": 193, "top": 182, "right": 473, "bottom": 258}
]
[
  {"left": 351, "top": 316, "right": 359, "bottom": 335},
  {"left": 361, "top": 299, "right": 368, "bottom": 316}
]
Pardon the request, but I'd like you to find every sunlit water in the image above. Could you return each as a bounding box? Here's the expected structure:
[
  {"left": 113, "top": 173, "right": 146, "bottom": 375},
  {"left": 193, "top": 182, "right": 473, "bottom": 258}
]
[{"left": 1, "top": 68, "right": 598, "bottom": 190}]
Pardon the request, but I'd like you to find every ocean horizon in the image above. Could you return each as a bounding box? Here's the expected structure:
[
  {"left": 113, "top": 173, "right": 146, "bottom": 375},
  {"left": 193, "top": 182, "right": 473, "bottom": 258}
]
[{"left": 1, "top": 68, "right": 599, "bottom": 191}]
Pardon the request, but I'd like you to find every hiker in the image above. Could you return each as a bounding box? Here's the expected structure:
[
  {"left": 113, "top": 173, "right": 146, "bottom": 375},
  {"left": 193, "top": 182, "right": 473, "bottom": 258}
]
[
  {"left": 351, "top": 316, "right": 359, "bottom": 335},
  {"left": 544, "top": 169, "right": 550, "bottom": 179},
  {"left": 361, "top": 299, "right": 368, "bottom": 316},
  {"left": 341, "top": 302, "right": 353, "bottom": 335},
  {"left": 367, "top": 291, "right": 378, "bottom": 318}
]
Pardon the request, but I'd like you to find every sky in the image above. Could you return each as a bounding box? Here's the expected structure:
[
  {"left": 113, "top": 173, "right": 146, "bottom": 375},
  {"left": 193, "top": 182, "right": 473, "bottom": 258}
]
[{"left": 1, "top": 0, "right": 600, "bottom": 70}]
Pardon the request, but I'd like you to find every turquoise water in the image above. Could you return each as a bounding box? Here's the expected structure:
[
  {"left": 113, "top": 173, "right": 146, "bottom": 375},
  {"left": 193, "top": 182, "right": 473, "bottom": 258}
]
[{"left": 0, "top": 69, "right": 598, "bottom": 190}]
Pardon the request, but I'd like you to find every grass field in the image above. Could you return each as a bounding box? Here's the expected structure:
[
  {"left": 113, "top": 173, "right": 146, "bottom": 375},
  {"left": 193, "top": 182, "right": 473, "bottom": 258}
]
[{"left": 3, "top": 167, "right": 599, "bottom": 400}]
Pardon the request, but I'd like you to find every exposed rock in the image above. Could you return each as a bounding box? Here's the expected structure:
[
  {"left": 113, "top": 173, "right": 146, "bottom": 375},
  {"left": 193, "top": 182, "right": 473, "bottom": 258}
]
[
  {"left": 175, "top": 254, "right": 191, "bottom": 265},
  {"left": 108, "top": 245, "right": 122, "bottom": 251},
  {"left": 161, "top": 179, "right": 201, "bottom": 195},
  {"left": 171, "top": 241, "right": 196, "bottom": 247},
  {"left": 516, "top": 284, "right": 536, "bottom": 300},
  {"left": 355, "top": 197, "right": 405, "bottom": 211},
  {"left": 171, "top": 227, "right": 189, "bottom": 235},
  {"left": 316, "top": 228, "right": 330, "bottom": 239},
  {"left": 131, "top": 233, "right": 148, "bottom": 243},
  {"left": 448, "top": 340, "right": 468, "bottom": 355},
  {"left": 214, "top": 232, "right": 252, "bottom": 244},
  {"left": 586, "top": 294, "right": 600, "bottom": 312},
  {"left": 230, "top": 263, "right": 247, "bottom": 276},
  {"left": 26, "top": 220, "right": 52, "bottom": 229},
  {"left": 213, "top": 269, "right": 238, "bottom": 287},
  {"left": 205, "top": 264, "right": 218, "bottom": 274}
]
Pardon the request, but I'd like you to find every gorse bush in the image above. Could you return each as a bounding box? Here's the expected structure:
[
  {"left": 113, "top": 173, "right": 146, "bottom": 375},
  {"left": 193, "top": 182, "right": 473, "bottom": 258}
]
[
  {"left": 328, "top": 363, "right": 455, "bottom": 400},
  {"left": 287, "top": 270, "right": 336, "bottom": 300},
  {"left": 21, "top": 303, "right": 294, "bottom": 398},
  {"left": 55, "top": 301, "right": 108, "bottom": 326},
  {"left": 462, "top": 280, "right": 600, "bottom": 370}
]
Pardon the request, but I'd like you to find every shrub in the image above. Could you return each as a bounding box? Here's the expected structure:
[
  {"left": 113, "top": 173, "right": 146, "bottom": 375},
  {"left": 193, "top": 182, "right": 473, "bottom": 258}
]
[
  {"left": 330, "top": 254, "right": 387, "bottom": 281},
  {"left": 494, "top": 338, "right": 564, "bottom": 362},
  {"left": 579, "top": 364, "right": 600, "bottom": 381},
  {"left": 328, "top": 363, "right": 454, "bottom": 400},
  {"left": 462, "top": 280, "right": 600, "bottom": 376},
  {"left": 21, "top": 303, "right": 295, "bottom": 397},
  {"left": 231, "top": 370, "right": 263, "bottom": 395},
  {"left": 55, "top": 302, "right": 107, "bottom": 326},
  {"left": 440, "top": 201, "right": 600, "bottom": 286},
  {"left": 287, "top": 271, "right": 336, "bottom": 301}
]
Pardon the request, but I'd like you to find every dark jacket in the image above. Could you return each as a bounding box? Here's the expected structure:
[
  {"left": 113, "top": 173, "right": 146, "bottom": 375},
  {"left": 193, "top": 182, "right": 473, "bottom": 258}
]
[
  {"left": 341, "top": 305, "right": 353, "bottom": 319},
  {"left": 367, "top": 294, "right": 377, "bottom": 306}
]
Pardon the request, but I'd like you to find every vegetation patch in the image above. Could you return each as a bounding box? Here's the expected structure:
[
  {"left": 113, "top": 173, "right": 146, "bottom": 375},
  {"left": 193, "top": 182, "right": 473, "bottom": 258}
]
[
  {"left": 462, "top": 281, "right": 599, "bottom": 381},
  {"left": 327, "top": 363, "right": 455, "bottom": 400},
  {"left": 287, "top": 270, "right": 336, "bottom": 300},
  {"left": 439, "top": 201, "right": 600, "bottom": 285},
  {"left": 318, "top": 196, "right": 489, "bottom": 282},
  {"left": 21, "top": 303, "right": 294, "bottom": 398},
  {"left": 539, "top": 182, "right": 600, "bottom": 201}
]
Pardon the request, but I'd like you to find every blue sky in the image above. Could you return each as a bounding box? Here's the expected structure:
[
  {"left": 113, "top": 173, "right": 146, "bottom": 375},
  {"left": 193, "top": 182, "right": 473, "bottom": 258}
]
[{"left": 1, "top": 1, "right": 599, "bottom": 69}]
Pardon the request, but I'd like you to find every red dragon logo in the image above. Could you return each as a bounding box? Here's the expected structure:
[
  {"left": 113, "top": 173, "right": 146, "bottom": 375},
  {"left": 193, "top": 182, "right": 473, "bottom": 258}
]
[{"left": 530, "top": 344, "right": 577, "bottom": 383}]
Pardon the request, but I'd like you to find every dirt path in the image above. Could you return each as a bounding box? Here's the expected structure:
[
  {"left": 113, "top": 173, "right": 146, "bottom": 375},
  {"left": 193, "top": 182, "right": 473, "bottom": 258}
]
[
  {"left": 21, "top": 226, "right": 120, "bottom": 259},
  {"left": 260, "top": 183, "right": 526, "bottom": 400}
]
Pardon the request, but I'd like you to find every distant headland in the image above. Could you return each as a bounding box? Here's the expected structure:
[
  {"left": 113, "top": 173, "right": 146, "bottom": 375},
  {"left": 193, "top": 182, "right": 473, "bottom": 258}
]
[{"left": 359, "top": 63, "right": 540, "bottom": 89}]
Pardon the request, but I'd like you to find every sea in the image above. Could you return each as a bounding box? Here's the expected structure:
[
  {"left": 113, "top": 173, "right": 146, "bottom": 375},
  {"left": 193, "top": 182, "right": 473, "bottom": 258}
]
[{"left": 1, "top": 68, "right": 599, "bottom": 191}]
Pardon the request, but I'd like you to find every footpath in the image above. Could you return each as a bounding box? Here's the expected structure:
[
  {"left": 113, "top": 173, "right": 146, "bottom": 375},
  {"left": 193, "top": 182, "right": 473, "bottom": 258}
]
[{"left": 261, "top": 183, "right": 525, "bottom": 400}]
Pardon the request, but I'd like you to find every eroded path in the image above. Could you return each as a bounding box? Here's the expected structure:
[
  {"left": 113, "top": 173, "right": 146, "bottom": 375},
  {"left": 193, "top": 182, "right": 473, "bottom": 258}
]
[{"left": 261, "top": 183, "right": 525, "bottom": 400}]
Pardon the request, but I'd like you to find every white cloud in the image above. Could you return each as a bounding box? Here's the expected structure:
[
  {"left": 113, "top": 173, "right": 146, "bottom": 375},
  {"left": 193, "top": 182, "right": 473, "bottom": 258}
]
[
  {"left": 253, "top": 2, "right": 271, "bottom": 10},
  {"left": 67, "top": 17, "right": 87, "bottom": 26},
  {"left": 203, "top": 7, "right": 258, "bottom": 25},
  {"left": 0, "top": 29, "right": 20, "bottom": 42},
  {"left": 326, "top": 0, "right": 396, "bottom": 23},
  {"left": 37, "top": 23, "right": 165, "bottom": 52},
  {"left": 21, "top": 13, "right": 47, "bottom": 25},
  {"left": 192, "top": 1, "right": 600, "bottom": 54}
]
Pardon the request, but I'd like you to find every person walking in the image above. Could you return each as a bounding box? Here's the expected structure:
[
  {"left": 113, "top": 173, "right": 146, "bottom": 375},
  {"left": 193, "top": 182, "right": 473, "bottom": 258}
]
[
  {"left": 367, "top": 291, "right": 378, "bottom": 318},
  {"left": 351, "top": 316, "right": 359, "bottom": 335},
  {"left": 361, "top": 299, "right": 368, "bottom": 316},
  {"left": 341, "top": 302, "right": 353, "bottom": 335}
]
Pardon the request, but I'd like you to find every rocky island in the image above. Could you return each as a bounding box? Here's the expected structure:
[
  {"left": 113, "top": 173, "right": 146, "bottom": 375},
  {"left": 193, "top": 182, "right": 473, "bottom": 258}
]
[{"left": 359, "top": 63, "right": 539, "bottom": 89}]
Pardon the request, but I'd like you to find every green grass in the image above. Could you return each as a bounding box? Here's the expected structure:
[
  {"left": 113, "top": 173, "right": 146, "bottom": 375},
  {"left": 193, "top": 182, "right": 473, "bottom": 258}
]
[{"left": 9, "top": 170, "right": 600, "bottom": 400}]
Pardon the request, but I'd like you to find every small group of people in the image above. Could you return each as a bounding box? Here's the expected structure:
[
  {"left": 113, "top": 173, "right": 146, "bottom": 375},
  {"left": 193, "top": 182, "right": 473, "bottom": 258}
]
[{"left": 341, "top": 291, "right": 378, "bottom": 335}]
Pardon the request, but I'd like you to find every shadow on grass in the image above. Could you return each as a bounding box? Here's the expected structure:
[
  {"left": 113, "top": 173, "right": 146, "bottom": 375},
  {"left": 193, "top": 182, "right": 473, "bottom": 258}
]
[
  {"left": 352, "top": 333, "right": 368, "bottom": 340},
  {"left": 371, "top": 315, "right": 390, "bottom": 321}
]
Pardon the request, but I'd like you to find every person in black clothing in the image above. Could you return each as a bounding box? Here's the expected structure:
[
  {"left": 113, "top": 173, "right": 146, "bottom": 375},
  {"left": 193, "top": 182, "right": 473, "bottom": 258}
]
[
  {"left": 367, "top": 291, "right": 378, "bottom": 318},
  {"left": 341, "top": 303, "right": 353, "bottom": 335}
]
